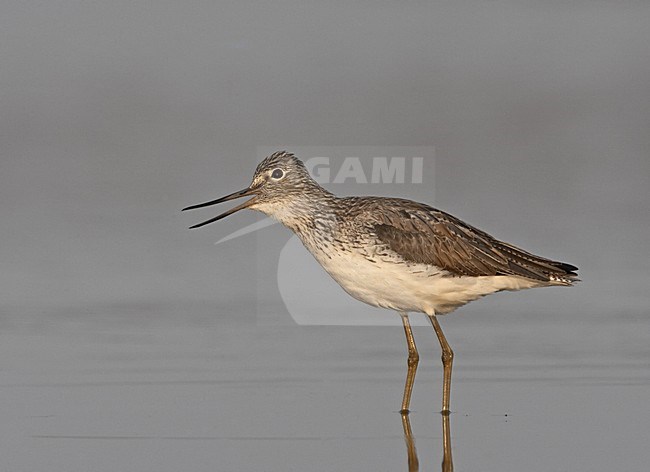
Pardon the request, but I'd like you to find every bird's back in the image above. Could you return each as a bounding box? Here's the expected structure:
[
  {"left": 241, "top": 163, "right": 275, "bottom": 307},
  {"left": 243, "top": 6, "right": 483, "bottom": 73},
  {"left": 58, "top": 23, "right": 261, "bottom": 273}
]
[
  {"left": 337, "top": 196, "right": 578, "bottom": 283},
  {"left": 295, "top": 196, "right": 578, "bottom": 315}
]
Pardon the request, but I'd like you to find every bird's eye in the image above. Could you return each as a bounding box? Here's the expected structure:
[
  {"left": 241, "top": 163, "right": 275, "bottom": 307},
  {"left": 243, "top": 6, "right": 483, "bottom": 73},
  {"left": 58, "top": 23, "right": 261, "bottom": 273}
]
[{"left": 271, "top": 168, "right": 284, "bottom": 180}]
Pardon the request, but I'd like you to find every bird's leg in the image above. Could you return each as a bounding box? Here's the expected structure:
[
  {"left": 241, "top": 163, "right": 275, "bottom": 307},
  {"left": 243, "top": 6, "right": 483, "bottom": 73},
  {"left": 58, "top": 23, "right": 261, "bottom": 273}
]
[
  {"left": 428, "top": 314, "right": 454, "bottom": 414},
  {"left": 441, "top": 411, "right": 454, "bottom": 472},
  {"left": 400, "top": 313, "right": 419, "bottom": 413}
]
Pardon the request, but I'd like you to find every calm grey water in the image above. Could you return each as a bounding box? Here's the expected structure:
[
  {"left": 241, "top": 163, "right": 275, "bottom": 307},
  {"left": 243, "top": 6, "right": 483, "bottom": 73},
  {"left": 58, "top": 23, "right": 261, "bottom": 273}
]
[
  {"left": 2, "top": 304, "right": 648, "bottom": 472},
  {"left": 2, "top": 1, "right": 650, "bottom": 470}
]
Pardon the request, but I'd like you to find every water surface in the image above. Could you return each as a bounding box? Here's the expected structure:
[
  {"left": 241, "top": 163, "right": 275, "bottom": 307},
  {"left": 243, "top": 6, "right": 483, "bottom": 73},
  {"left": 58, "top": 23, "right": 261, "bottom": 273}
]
[{"left": 1, "top": 306, "right": 648, "bottom": 471}]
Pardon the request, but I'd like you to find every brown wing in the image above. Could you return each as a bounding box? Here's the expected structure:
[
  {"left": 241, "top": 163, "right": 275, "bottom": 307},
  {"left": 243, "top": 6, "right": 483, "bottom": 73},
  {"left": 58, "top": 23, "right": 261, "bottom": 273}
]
[{"left": 362, "top": 199, "right": 577, "bottom": 281}]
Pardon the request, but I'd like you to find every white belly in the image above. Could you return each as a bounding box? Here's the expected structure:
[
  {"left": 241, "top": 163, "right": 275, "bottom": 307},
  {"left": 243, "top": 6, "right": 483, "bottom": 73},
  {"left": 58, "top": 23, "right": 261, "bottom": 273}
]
[{"left": 308, "top": 245, "right": 541, "bottom": 315}]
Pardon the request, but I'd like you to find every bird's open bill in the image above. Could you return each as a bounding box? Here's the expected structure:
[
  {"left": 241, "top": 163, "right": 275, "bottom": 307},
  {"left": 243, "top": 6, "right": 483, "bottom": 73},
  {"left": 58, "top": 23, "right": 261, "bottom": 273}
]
[{"left": 182, "top": 186, "right": 257, "bottom": 229}]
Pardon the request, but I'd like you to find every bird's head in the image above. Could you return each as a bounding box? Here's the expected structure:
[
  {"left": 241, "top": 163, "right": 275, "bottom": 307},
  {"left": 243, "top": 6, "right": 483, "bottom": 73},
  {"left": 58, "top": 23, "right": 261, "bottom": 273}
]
[{"left": 183, "top": 151, "right": 325, "bottom": 228}]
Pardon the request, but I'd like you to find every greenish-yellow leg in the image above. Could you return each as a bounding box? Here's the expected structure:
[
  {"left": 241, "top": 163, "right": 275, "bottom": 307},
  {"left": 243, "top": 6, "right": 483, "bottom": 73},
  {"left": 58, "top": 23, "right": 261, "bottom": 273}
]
[
  {"left": 428, "top": 314, "right": 454, "bottom": 414},
  {"left": 400, "top": 313, "right": 419, "bottom": 413}
]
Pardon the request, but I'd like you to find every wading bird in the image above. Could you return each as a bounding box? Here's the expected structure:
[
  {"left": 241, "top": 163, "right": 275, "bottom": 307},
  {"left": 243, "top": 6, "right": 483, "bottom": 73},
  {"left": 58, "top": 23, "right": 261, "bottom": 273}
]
[{"left": 183, "top": 151, "right": 578, "bottom": 414}]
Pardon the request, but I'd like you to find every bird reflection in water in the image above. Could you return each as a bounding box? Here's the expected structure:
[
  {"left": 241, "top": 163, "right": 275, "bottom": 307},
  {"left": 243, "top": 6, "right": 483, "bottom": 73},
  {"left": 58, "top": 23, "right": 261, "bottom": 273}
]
[{"left": 401, "top": 412, "right": 453, "bottom": 472}]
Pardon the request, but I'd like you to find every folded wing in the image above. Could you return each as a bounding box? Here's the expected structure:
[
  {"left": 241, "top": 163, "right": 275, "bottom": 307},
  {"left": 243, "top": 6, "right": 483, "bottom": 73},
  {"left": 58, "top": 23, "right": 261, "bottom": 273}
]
[{"left": 362, "top": 199, "right": 578, "bottom": 283}]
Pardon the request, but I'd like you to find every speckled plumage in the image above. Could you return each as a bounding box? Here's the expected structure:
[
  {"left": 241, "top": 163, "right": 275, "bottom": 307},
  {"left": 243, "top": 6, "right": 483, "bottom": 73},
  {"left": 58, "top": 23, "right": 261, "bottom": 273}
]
[
  {"left": 231, "top": 151, "right": 578, "bottom": 315},
  {"left": 184, "top": 150, "right": 579, "bottom": 412}
]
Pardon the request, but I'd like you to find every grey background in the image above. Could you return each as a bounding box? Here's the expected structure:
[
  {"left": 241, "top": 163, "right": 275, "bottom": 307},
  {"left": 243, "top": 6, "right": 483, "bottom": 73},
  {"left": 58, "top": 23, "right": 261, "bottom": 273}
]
[{"left": 1, "top": 1, "right": 649, "bottom": 471}]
